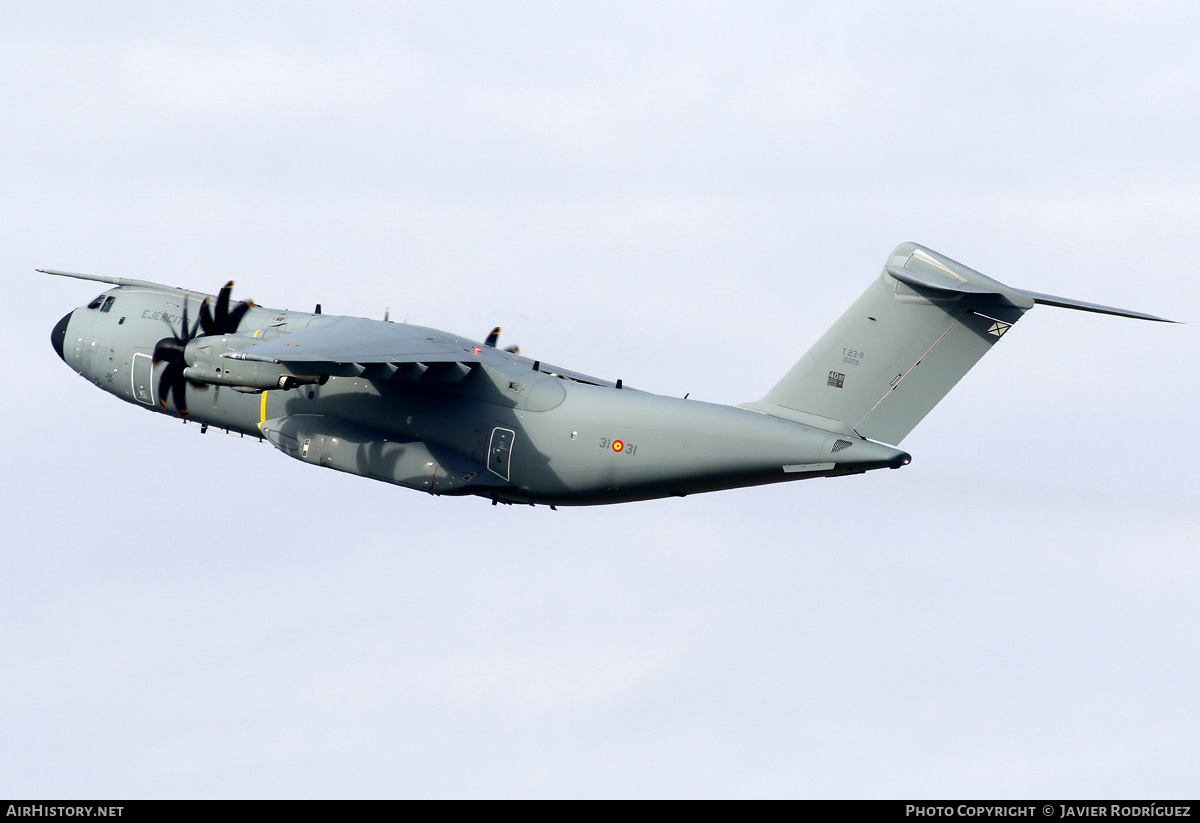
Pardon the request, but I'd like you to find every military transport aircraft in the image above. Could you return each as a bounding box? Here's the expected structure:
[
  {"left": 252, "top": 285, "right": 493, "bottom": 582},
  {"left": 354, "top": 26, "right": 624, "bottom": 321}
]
[{"left": 47, "top": 243, "right": 1171, "bottom": 507}]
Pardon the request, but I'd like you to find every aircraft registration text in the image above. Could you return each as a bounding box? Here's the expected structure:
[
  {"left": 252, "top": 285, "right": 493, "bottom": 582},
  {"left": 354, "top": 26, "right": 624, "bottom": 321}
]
[{"left": 842, "top": 348, "right": 865, "bottom": 366}]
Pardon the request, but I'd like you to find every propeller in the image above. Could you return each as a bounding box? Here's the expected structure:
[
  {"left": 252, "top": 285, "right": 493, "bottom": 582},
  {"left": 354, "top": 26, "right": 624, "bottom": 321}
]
[
  {"left": 484, "top": 326, "right": 520, "bottom": 355},
  {"left": 199, "top": 280, "right": 255, "bottom": 336},
  {"left": 152, "top": 293, "right": 202, "bottom": 416},
  {"left": 153, "top": 282, "right": 255, "bottom": 416}
]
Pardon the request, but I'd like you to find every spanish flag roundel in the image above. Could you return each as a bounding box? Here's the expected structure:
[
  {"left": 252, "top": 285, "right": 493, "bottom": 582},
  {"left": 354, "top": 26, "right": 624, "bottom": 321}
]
[{"left": 612, "top": 439, "right": 624, "bottom": 453}]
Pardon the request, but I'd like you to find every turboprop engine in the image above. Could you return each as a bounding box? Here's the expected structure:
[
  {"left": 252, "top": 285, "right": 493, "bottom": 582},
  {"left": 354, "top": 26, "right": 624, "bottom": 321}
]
[{"left": 182, "top": 335, "right": 328, "bottom": 392}]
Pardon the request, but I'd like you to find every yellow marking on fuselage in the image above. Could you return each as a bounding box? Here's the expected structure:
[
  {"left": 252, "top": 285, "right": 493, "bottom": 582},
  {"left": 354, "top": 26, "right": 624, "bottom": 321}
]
[{"left": 259, "top": 390, "right": 268, "bottom": 427}]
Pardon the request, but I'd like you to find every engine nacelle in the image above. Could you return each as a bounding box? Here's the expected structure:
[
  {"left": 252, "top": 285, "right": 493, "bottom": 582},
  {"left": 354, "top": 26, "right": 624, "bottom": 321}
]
[
  {"left": 183, "top": 335, "right": 329, "bottom": 392},
  {"left": 182, "top": 365, "right": 327, "bottom": 392}
]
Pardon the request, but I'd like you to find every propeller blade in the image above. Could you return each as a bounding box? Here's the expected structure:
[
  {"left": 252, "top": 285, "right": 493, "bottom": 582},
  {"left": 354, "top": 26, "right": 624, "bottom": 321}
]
[
  {"left": 225, "top": 300, "right": 253, "bottom": 332},
  {"left": 153, "top": 336, "right": 182, "bottom": 364},
  {"left": 504, "top": 345, "right": 520, "bottom": 355},
  {"left": 171, "top": 370, "right": 189, "bottom": 417},
  {"left": 180, "top": 292, "right": 191, "bottom": 341},
  {"left": 157, "top": 362, "right": 178, "bottom": 411},
  {"left": 485, "top": 327, "right": 501, "bottom": 347},
  {"left": 215, "top": 282, "right": 233, "bottom": 330},
  {"left": 199, "top": 298, "right": 217, "bottom": 336}
]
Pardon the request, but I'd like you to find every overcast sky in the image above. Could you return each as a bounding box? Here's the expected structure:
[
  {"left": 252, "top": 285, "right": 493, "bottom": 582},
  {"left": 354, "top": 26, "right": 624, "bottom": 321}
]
[{"left": 3, "top": 1, "right": 1198, "bottom": 798}]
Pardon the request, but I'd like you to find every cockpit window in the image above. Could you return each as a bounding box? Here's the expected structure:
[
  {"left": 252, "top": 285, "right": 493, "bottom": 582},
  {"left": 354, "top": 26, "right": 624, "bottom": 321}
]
[
  {"left": 87, "top": 296, "right": 104, "bottom": 310},
  {"left": 100, "top": 296, "right": 115, "bottom": 313}
]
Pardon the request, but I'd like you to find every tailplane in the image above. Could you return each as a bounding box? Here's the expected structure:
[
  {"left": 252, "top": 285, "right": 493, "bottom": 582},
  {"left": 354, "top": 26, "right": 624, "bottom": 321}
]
[{"left": 740, "top": 243, "right": 1173, "bottom": 445}]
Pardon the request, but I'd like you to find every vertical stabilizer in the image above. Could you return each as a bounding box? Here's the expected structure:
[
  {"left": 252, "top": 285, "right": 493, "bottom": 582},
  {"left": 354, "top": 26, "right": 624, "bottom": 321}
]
[{"left": 740, "top": 243, "right": 1035, "bottom": 445}]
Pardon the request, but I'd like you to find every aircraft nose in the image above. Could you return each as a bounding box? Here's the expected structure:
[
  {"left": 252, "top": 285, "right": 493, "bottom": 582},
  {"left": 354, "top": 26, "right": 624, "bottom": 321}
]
[{"left": 51, "top": 311, "right": 72, "bottom": 362}]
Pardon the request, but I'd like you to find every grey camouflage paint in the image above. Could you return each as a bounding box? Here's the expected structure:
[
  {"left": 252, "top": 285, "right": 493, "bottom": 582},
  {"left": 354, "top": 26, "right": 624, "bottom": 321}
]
[{"left": 48, "top": 244, "right": 1168, "bottom": 507}]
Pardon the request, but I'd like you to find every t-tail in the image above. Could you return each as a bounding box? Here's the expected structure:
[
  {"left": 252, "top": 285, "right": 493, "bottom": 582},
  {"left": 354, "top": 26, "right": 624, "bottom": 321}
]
[{"left": 740, "top": 243, "right": 1175, "bottom": 445}]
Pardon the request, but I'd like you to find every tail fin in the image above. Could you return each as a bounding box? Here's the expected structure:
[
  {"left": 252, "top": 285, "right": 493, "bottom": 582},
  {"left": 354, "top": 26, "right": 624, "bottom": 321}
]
[{"left": 740, "top": 243, "right": 1173, "bottom": 445}]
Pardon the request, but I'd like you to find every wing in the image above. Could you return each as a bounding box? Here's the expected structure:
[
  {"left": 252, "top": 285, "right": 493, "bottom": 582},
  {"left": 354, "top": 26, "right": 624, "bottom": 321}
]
[
  {"left": 224, "top": 315, "right": 619, "bottom": 387},
  {"left": 228, "top": 316, "right": 472, "bottom": 365}
]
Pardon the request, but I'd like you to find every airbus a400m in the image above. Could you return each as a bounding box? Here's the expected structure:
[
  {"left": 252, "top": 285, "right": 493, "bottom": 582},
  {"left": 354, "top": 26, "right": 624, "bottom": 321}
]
[{"left": 47, "top": 243, "right": 1171, "bottom": 507}]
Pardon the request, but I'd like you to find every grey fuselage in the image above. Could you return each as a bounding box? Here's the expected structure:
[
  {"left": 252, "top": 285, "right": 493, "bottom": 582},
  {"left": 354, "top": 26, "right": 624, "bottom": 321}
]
[{"left": 50, "top": 282, "right": 910, "bottom": 506}]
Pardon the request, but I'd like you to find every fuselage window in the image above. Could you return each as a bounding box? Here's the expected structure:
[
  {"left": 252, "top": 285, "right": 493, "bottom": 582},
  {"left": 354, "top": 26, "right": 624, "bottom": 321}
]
[
  {"left": 100, "top": 296, "right": 115, "bottom": 313},
  {"left": 87, "top": 296, "right": 104, "bottom": 310}
]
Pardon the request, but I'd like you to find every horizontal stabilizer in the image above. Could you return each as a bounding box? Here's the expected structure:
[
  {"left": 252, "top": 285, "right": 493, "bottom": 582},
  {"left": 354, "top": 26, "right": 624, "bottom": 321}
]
[
  {"left": 885, "top": 265, "right": 1174, "bottom": 321},
  {"left": 1015, "top": 290, "right": 1177, "bottom": 323}
]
